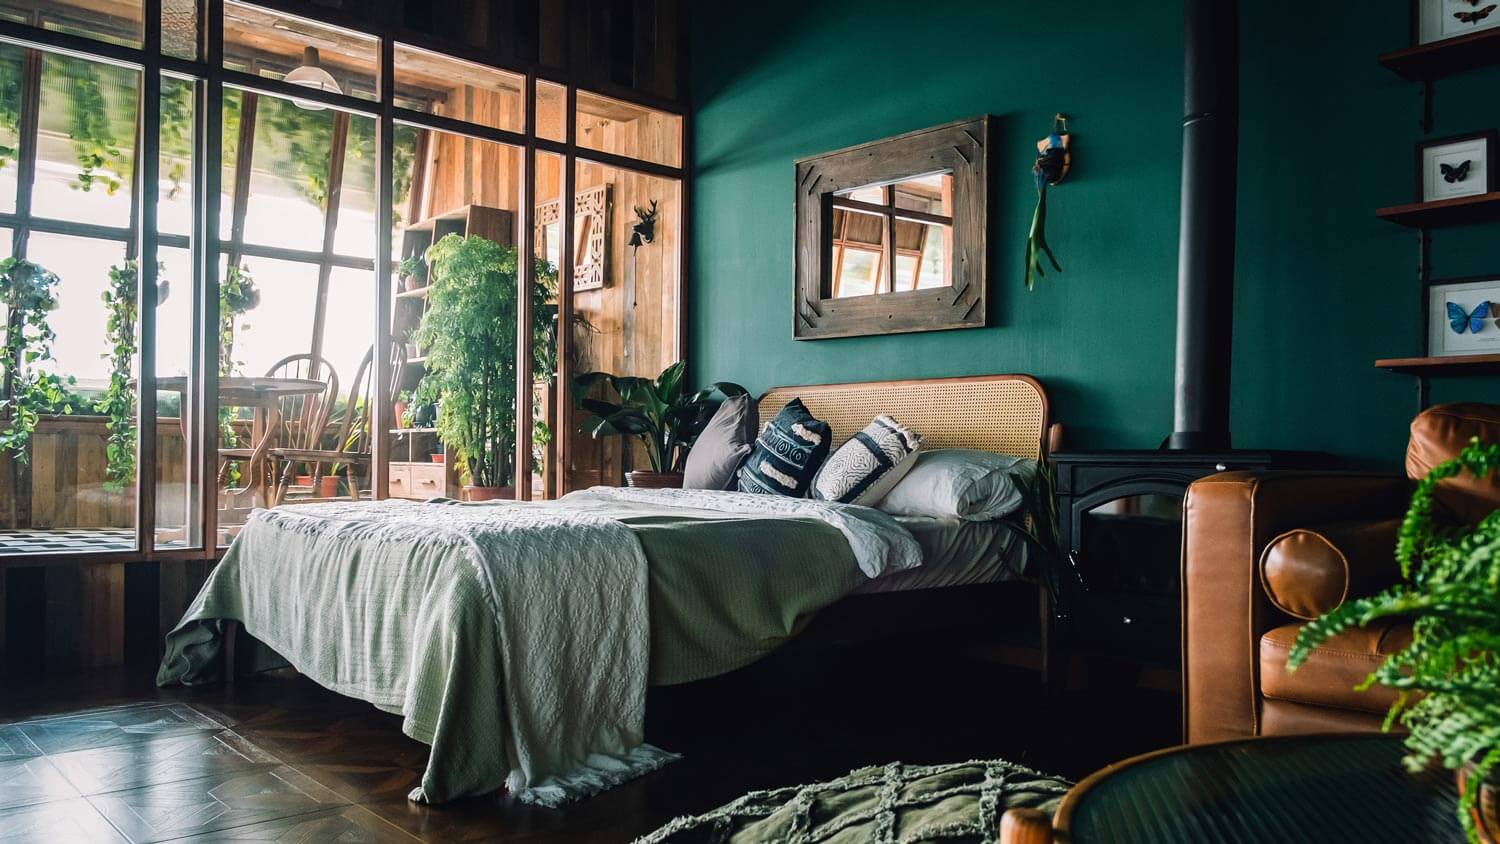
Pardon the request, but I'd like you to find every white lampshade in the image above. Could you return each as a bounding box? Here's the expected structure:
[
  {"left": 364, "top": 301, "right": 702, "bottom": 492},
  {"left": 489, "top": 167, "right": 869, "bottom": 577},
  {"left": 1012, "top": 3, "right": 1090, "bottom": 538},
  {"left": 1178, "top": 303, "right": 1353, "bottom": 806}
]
[{"left": 285, "top": 47, "right": 340, "bottom": 110}]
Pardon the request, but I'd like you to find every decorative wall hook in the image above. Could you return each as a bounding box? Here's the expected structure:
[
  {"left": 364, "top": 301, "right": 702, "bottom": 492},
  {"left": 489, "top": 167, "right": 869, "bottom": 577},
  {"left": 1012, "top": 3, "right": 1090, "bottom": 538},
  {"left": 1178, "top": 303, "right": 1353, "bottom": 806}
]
[
  {"left": 628, "top": 200, "right": 658, "bottom": 249},
  {"left": 1025, "top": 114, "right": 1072, "bottom": 290}
]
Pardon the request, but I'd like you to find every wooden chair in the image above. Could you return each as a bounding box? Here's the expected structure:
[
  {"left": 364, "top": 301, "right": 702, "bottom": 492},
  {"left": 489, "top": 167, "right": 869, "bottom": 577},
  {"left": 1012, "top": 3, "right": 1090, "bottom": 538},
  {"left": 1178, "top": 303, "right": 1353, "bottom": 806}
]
[
  {"left": 218, "top": 354, "right": 339, "bottom": 506},
  {"left": 271, "top": 343, "right": 405, "bottom": 502}
]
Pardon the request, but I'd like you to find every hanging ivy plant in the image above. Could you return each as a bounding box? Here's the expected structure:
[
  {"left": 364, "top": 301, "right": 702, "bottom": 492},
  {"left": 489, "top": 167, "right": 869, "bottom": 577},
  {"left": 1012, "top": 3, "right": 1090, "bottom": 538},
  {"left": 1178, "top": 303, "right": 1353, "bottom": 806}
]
[
  {"left": 60, "top": 57, "right": 127, "bottom": 195},
  {"left": 0, "top": 258, "right": 74, "bottom": 463},
  {"left": 96, "top": 261, "right": 167, "bottom": 490},
  {"left": 217, "top": 264, "right": 259, "bottom": 486}
]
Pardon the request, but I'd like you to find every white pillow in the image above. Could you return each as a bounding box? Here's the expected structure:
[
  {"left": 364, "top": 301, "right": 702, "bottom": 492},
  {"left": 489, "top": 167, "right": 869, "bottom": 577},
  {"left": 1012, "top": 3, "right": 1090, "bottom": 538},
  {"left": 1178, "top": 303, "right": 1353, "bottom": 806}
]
[{"left": 875, "top": 449, "right": 1036, "bottom": 521}]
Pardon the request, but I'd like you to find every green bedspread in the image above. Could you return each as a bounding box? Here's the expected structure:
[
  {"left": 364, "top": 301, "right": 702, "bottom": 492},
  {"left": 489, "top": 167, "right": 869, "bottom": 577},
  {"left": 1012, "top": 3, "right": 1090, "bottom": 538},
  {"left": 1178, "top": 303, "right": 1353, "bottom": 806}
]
[{"left": 157, "top": 491, "right": 896, "bottom": 806}]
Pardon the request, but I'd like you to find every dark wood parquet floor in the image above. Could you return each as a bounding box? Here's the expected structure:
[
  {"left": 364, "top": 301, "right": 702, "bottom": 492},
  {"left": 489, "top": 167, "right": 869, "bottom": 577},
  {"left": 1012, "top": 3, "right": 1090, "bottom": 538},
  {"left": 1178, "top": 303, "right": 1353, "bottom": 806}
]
[{"left": 0, "top": 643, "right": 1179, "bottom": 842}]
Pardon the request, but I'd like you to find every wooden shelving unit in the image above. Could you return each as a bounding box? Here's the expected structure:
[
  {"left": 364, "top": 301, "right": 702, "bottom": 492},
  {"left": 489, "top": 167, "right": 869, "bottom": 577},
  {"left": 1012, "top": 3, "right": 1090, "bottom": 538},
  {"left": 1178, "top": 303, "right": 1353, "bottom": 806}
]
[
  {"left": 1378, "top": 27, "right": 1500, "bottom": 82},
  {"left": 1376, "top": 354, "right": 1500, "bottom": 376},
  {"left": 1375, "top": 30, "right": 1500, "bottom": 392},
  {"left": 1376, "top": 192, "right": 1500, "bottom": 229},
  {"left": 390, "top": 204, "right": 514, "bottom": 500}
]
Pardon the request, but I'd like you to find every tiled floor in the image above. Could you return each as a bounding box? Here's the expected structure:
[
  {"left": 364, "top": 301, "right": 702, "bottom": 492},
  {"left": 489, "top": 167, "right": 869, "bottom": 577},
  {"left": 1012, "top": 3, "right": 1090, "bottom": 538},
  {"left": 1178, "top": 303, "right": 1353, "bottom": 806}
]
[
  {"left": 0, "top": 644, "right": 1182, "bottom": 843},
  {"left": 0, "top": 702, "right": 411, "bottom": 842}
]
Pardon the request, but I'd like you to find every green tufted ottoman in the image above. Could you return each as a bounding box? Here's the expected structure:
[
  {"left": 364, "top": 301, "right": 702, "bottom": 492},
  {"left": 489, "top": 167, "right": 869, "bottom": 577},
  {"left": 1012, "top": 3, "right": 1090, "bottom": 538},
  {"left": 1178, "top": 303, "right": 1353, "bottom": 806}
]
[{"left": 636, "top": 759, "right": 1071, "bottom": 844}]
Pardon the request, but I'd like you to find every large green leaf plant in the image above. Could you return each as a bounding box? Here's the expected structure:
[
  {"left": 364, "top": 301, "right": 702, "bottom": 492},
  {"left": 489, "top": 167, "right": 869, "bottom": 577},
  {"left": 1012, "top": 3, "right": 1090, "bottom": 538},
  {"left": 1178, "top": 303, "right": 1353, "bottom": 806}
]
[
  {"left": 412, "top": 234, "right": 557, "bottom": 489},
  {"left": 1289, "top": 438, "right": 1500, "bottom": 842},
  {"left": 573, "top": 361, "right": 747, "bottom": 474}
]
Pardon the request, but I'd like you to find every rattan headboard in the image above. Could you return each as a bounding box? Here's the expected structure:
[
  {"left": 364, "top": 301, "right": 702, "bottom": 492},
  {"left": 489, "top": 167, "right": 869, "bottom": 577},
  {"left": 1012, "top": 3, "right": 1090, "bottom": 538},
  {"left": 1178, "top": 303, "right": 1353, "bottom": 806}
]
[{"left": 757, "top": 374, "right": 1051, "bottom": 461}]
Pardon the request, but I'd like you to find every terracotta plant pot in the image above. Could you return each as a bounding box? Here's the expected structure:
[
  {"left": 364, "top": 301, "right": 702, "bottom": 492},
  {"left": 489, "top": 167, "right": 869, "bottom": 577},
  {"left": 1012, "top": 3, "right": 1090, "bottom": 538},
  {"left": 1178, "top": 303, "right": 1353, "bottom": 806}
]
[
  {"left": 1459, "top": 764, "right": 1500, "bottom": 844},
  {"left": 294, "top": 474, "right": 313, "bottom": 487},
  {"left": 393, "top": 402, "right": 407, "bottom": 429},
  {"left": 625, "top": 471, "right": 684, "bottom": 489},
  {"left": 463, "top": 485, "right": 514, "bottom": 502},
  {"left": 430, "top": 453, "right": 445, "bottom": 464},
  {"left": 318, "top": 476, "right": 340, "bottom": 498}
]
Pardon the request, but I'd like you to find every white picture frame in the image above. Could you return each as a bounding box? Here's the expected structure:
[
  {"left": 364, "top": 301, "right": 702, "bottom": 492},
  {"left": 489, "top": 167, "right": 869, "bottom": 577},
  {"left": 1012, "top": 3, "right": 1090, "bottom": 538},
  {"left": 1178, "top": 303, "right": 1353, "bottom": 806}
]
[
  {"left": 1417, "top": 0, "right": 1500, "bottom": 45},
  {"left": 1419, "top": 133, "right": 1495, "bottom": 202},
  {"left": 1430, "top": 279, "right": 1500, "bottom": 357}
]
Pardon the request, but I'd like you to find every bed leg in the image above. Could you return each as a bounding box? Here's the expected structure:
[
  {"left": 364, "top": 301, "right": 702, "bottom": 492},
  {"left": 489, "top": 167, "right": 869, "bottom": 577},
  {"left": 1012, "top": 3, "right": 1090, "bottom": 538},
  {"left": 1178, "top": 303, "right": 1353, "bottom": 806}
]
[{"left": 223, "top": 619, "right": 238, "bottom": 685}]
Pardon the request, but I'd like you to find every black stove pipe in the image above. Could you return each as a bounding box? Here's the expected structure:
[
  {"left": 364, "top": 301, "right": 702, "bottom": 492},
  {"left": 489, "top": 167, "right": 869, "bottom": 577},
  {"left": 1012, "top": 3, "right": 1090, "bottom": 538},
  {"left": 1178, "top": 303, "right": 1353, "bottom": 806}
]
[{"left": 1168, "top": 0, "right": 1239, "bottom": 451}]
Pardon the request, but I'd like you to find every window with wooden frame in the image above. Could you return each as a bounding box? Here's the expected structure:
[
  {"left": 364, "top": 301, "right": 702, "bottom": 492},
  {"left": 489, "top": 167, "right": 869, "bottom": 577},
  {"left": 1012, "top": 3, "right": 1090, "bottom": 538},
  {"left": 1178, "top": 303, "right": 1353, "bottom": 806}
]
[{"left": 794, "top": 117, "right": 989, "bottom": 340}]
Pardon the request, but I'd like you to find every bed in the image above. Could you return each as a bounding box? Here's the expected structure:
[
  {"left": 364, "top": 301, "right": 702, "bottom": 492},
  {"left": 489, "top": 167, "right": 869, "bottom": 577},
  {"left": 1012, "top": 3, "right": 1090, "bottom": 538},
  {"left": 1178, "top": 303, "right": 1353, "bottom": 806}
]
[{"left": 156, "top": 373, "right": 1053, "bottom": 807}]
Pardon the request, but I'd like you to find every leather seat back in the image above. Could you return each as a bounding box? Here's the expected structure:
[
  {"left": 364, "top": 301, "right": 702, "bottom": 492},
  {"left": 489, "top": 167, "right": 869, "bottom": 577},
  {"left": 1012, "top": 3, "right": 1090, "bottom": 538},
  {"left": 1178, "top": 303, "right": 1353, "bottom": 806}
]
[{"left": 1407, "top": 404, "right": 1500, "bottom": 524}]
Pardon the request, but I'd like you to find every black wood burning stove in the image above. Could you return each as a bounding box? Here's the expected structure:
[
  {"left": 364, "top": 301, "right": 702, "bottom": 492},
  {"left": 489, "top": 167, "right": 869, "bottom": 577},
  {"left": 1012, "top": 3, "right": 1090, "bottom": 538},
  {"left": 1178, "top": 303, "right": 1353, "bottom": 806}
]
[
  {"left": 1042, "top": 0, "right": 1328, "bottom": 674},
  {"left": 1050, "top": 450, "right": 1314, "bottom": 669}
]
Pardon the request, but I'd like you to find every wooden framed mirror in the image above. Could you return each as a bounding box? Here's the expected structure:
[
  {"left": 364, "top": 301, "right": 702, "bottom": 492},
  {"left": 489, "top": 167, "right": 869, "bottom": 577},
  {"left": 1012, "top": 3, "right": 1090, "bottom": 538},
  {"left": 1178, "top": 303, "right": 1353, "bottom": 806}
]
[
  {"left": 794, "top": 117, "right": 990, "bottom": 340},
  {"left": 536, "top": 184, "right": 612, "bottom": 291}
]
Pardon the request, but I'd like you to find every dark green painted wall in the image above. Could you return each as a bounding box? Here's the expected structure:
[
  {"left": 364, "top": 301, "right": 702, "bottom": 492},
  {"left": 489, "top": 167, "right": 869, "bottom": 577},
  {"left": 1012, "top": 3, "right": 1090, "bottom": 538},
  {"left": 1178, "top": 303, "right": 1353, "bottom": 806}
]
[{"left": 688, "top": 1, "right": 1500, "bottom": 466}]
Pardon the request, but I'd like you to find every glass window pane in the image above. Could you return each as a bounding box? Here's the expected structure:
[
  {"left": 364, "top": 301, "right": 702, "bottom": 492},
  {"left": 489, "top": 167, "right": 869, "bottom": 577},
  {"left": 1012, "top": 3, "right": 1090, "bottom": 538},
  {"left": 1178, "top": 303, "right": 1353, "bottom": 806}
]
[
  {"left": 393, "top": 44, "right": 523, "bottom": 135},
  {"left": 155, "top": 245, "right": 199, "bottom": 548},
  {"left": 831, "top": 207, "right": 886, "bottom": 298},
  {"left": 536, "top": 81, "right": 565, "bottom": 143},
  {"left": 162, "top": 0, "right": 198, "bottom": 60},
  {"left": 220, "top": 87, "right": 245, "bottom": 243},
  {"left": 331, "top": 112, "right": 377, "bottom": 259},
  {"left": 240, "top": 91, "right": 338, "bottom": 252},
  {"left": 568, "top": 161, "right": 680, "bottom": 488},
  {"left": 4, "top": 232, "right": 138, "bottom": 550},
  {"left": 0, "top": 0, "right": 143, "bottom": 50},
  {"left": 0, "top": 44, "right": 20, "bottom": 216},
  {"left": 532, "top": 151, "right": 562, "bottom": 498},
  {"left": 576, "top": 90, "right": 681, "bottom": 168},
  {"left": 894, "top": 172, "right": 952, "bottom": 215},
  {"left": 159, "top": 76, "right": 196, "bottom": 237},
  {"left": 393, "top": 127, "right": 523, "bottom": 501},
  {"left": 31, "top": 52, "right": 138, "bottom": 228},
  {"left": 388, "top": 123, "right": 422, "bottom": 266},
  {"left": 223, "top": 1, "right": 378, "bottom": 103}
]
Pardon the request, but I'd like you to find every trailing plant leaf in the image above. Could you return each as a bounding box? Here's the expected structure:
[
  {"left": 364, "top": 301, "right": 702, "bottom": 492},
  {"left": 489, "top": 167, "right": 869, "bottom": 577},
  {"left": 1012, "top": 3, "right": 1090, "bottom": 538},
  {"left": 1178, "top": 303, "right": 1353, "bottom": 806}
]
[
  {"left": 572, "top": 360, "right": 747, "bottom": 474},
  {"left": 217, "top": 264, "right": 259, "bottom": 486},
  {"left": 59, "top": 57, "right": 129, "bottom": 195},
  {"left": 96, "top": 261, "right": 165, "bottom": 490},
  {"left": 0, "top": 45, "right": 21, "bottom": 172},
  {"left": 1289, "top": 438, "right": 1500, "bottom": 842}
]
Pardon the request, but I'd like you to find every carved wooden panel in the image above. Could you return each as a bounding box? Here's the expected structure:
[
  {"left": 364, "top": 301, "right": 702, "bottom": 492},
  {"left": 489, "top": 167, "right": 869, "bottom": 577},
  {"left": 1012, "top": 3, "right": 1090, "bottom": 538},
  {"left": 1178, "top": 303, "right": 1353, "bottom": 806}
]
[
  {"left": 536, "top": 184, "right": 612, "bottom": 291},
  {"left": 793, "top": 117, "right": 991, "bottom": 340}
]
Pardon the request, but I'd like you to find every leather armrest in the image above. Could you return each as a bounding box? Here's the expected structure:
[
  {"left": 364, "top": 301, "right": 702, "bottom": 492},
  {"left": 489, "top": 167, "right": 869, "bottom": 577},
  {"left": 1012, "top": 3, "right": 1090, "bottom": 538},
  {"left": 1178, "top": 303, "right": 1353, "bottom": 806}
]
[
  {"left": 1258, "top": 519, "right": 1402, "bottom": 620},
  {"left": 1182, "top": 471, "right": 1411, "bottom": 744}
]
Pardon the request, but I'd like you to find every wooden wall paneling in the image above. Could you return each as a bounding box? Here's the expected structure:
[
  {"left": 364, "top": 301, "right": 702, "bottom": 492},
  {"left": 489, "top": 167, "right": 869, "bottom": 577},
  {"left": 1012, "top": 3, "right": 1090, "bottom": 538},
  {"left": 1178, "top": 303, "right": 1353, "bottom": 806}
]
[
  {"left": 0, "top": 565, "right": 6, "bottom": 668},
  {"left": 2, "top": 566, "right": 43, "bottom": 677},
  {"left": 80, "top": 562, "right": 125, "bottom": 668},
  {"left": 31, "top": 431, "right": 56, "bottom": 528},
  {"left": 538, "top": 0, "right": 567, "bottom": 69},
  {"left": 43, "top": 564, "right": 82, "bottom": 670},
  {"left": 157, "top": 559, "right": 210, "bottom": 651}
]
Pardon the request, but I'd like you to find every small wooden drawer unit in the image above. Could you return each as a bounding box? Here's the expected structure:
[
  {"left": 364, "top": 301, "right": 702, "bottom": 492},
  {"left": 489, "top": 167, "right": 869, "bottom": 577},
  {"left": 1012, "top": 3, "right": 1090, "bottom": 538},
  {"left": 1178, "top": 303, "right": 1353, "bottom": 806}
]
[{"left": 388, "top": 462, "right": 449, "bottom": 500}]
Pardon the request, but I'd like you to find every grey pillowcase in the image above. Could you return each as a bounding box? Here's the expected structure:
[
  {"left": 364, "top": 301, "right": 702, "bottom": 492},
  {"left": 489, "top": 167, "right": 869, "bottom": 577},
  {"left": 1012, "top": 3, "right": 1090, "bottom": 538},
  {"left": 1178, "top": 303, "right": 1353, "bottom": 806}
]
[{"left": 683, "top": 394, "right": 759, "bottom": 490}]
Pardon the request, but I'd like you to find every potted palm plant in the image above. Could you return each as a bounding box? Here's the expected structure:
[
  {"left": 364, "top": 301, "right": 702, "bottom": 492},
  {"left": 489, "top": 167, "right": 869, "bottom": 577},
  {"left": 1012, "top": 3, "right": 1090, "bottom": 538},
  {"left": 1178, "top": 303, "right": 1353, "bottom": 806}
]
[
  {"left": 573, "top": 361, "right": 747, "bottom": 488},
  {"left": 412, "top": 233, "right": 556, "bottom": 501},
  {"left": 1289, "top": 438, "right": 1500, "bottom": 843}
]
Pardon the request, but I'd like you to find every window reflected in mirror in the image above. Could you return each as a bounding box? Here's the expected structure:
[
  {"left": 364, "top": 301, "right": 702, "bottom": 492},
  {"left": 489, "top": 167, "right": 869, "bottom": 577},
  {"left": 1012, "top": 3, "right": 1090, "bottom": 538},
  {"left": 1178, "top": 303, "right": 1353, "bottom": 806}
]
[{"left": 828, "top": 172, "right": 953, "bottom": 299}]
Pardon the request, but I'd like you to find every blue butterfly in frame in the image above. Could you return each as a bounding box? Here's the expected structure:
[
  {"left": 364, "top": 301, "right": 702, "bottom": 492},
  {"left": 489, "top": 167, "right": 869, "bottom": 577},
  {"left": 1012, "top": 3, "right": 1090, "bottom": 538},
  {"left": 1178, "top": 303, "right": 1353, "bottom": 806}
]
[{"left": 1448, "top": 300, "right": 1492, "bottom": 335}]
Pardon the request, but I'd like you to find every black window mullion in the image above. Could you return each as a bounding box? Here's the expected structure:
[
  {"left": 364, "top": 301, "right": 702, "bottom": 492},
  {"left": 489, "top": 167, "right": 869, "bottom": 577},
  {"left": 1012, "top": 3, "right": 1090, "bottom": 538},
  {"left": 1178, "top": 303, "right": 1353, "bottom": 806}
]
[
  {"left": 137, "top": 0, "right": 161, "bottom": 555},
  {"left": 372, "top": 35, "right": 394, "bottom": 501},
  {"left": 199, "top": 0, "right": 225, "bottom": 554}
]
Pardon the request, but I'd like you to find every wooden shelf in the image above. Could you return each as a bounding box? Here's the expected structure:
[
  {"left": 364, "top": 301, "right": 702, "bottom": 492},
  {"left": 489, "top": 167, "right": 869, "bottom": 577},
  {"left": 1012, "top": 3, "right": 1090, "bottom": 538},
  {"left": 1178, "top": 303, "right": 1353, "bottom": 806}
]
[
  {"left": 1376, "top": 354, "right": 1500, "bottom": 376},
  {"left": 1376, "top": 192, "right": 1500, "bottom": 228},
  {"left": 395, "top": 285, "right": 431, "bottom": 299},
  {"left": 1379, "top": 28, "right": 1500, "bottom": 81},
  {"left": 391, "top": 426, "right": 438, "bottom": 434}
]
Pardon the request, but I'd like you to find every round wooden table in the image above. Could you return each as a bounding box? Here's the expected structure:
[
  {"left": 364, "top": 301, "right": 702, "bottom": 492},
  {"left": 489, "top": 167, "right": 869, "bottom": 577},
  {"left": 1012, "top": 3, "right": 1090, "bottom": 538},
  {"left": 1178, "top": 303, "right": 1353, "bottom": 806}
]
[{"left": 1044, "top": 735, "right": 1465, "bottom": 843}]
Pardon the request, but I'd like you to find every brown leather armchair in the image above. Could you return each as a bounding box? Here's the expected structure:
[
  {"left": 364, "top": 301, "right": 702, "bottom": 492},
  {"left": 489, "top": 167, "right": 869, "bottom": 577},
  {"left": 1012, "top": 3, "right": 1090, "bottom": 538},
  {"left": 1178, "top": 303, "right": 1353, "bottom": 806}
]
[{"left": 1181, "top": 403, "right": 1500, "bottom": 743}]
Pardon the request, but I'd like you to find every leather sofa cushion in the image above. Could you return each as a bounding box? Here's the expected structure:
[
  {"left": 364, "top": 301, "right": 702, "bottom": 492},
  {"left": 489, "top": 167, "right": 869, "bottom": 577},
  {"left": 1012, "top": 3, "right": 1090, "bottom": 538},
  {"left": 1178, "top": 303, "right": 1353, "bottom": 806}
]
[
  {"left": 1407, "top": 403, "right": 1500, "bottom": 524},
  {"left": 1258, "top": 520, "right": 1401, "bottom": 620},
  {"left": 1259, "top": 622, "right": 1410, "bottom": 715}
]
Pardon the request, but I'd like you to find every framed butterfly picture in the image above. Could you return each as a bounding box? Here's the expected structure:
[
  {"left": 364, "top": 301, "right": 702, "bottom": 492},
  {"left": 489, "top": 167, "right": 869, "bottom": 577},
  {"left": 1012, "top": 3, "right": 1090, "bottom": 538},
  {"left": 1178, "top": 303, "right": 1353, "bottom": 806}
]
[
  {"left": 1414, "top": 0, "right": 1500, "bottom": 45},
  {"left": 1417, "top": 131, "right": 1497, "bottom": 203},
  {"left": 1429, "top": 280, "right": 1500, "bottom": 357}
]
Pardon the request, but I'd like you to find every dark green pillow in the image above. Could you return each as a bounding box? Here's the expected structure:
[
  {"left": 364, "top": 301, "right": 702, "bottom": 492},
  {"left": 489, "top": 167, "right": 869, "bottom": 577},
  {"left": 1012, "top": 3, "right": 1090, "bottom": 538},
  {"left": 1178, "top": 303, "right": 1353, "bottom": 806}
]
[{"left": 736, "top": 398, "right": 831, "bottom": 497}]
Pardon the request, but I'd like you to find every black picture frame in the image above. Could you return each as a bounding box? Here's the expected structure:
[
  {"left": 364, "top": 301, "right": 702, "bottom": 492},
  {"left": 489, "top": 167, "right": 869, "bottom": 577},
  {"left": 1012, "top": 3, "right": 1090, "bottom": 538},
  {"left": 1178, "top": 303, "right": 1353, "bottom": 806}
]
[{"left": 1414, "top": 130, "right": 1499, "bottom": 202}]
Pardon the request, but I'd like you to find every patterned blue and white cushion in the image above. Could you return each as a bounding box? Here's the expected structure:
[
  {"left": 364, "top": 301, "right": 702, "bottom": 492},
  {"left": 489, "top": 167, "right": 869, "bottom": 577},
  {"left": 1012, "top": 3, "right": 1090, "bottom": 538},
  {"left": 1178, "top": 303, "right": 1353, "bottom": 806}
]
[
  {"left": 811, "top": 415, "right": 923, "bottom": 505},
  {"left": 736, "top": 398, "right": 832, "bottom": 497}
]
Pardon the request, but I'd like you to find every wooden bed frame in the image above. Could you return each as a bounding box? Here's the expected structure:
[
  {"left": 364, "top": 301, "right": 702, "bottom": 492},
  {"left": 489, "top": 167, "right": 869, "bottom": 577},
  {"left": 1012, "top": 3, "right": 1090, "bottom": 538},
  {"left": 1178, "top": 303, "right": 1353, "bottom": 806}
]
[{"left": 754, "top": 373, "right": 1059, "bottom": 679}]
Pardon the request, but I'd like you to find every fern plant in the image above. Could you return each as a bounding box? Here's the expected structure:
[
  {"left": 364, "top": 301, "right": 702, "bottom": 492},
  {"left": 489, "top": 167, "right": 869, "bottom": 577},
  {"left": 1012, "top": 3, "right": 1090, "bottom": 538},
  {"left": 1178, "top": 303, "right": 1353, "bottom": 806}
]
[{"left": 1288, "top": 438, "right": 1500, "bottom": 842}]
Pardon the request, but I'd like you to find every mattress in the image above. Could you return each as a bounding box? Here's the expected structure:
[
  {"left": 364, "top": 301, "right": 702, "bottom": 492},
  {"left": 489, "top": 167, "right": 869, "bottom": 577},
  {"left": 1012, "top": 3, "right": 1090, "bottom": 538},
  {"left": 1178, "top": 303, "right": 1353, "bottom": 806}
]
[{"left": 851, "top": 516, "right": 1028, "bottom": 594}]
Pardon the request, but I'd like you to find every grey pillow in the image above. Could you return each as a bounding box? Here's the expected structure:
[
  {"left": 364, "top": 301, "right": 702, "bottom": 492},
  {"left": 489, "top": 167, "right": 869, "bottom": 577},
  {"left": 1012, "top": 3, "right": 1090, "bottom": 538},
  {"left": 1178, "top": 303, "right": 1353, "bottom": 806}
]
[{"left": 683, "top": 395, "right": 758, "bottom": 490}]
